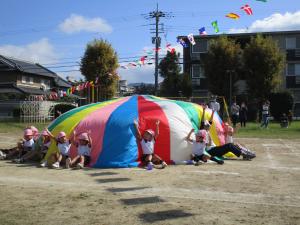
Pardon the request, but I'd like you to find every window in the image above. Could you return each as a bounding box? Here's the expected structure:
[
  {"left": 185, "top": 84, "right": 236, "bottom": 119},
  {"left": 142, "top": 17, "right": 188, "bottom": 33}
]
[
  {"left": 192, "top": 65, "right": 205, "bottom": 78},
  {"left": 296, "top": 64, "right": 300, "bottom": 76},
  {"left": 192, "top": 79, "right": 200, "bottom": 86},
  {"left": 41, "top": 79, "right": 50, "bottom": 89},
  {"left": 286, "top": 37, "right": 296, "bottom": 49},
  {"left": 21, "top": 76, "right": 27, "bottom": 83},
  {"left": 29, "top": 77, "right": 34, "bottom": 84},
  {"left": 192, "top": 39, "right": 208, "bottom": 53}
]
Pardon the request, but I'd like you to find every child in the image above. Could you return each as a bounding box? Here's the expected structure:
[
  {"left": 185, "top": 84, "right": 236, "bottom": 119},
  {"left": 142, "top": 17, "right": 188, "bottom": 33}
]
[
  {"left": 14, "top": 130, "right": 52, "bottom": 164},
  {"left": 39, "top": 130, "right": 53, "bottom": 167},
  {"left": 186, "top": 129, "right": 211, "bottom": 166},
  {"left": 134, "top": 119, "right": 167, "bottom": 170},
  {"left": 68, "top": 131, "right": 92, "bottom": 169},
  {"left": 224, "top": 124, "right": 256, "bottom": 160},
  {"left": 6, "top": 128, "right": 35, "bottom": 160},
  {"left": 46, "top": 130, "right": 71, "bottom": 169}
]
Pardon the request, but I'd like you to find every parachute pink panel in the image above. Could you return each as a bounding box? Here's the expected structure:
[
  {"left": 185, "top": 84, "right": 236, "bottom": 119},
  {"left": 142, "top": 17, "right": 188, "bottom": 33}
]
[{"left": 46, "top": 95, "right": 225, "bottom": 168}]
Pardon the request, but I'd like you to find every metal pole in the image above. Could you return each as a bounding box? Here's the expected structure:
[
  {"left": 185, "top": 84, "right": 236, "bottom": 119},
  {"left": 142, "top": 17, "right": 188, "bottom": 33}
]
[{"left": 154, "top": 4, "right": 159, "bottom": 95}]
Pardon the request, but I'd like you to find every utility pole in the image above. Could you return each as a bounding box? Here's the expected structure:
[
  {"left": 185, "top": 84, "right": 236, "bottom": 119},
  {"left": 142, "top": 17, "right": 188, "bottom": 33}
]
[{"left": 143, "top": 4, "right": 173, "bottom": 95}]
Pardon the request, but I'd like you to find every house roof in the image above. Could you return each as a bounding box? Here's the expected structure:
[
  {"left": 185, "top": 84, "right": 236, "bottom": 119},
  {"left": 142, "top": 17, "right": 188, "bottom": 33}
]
[
  {"left": 0, "top": 55, "right": 71, "bottom": 88},
  {"left": 0, "top": 55, "right": 57, "bottom": 78}
]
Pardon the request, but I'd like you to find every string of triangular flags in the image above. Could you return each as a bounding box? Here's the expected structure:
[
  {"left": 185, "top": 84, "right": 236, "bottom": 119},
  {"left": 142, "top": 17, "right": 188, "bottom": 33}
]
[
  {"left": 177, "top": 1, "right": 267, "bottom": 47},
  {"left": 118, "top": 43, "right": 176, "bottom": 70}
]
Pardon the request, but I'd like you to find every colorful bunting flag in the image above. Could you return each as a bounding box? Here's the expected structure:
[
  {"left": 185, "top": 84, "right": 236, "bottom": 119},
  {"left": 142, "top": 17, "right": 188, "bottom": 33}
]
[
  {"left": 187, "top": 33, "right": 196, "bottom": 45},
  {"left": 199, "top": 27, "right": 207, "bottom": 35},
  {"left": 211, "top": 21, "right": 219, "bottom": 33},
  {"left": 241, "top": 4, "right": 253, "bottom": 15},
  {"left": 226, "top": 13, "right": 240, "bottom": 19},
  {"left": 177, "top": 38, "right": 188, "bottom": 48}
]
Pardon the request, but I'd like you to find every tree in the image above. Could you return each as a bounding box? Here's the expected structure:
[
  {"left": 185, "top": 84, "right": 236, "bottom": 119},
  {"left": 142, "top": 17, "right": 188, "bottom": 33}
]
[
  {"left": 202, "top": 36, "right": 242, "bottom": 100},
  {"left": 134, "top": 83, "right": 155, "bottom": 95},
  {"left": 243, "top": 35, "right": 285, "bottom": 100},
  {"left": 159, "top": 51, "right": 181, "bottom": 96},
  {"left": 181, "top": 73, "right": 192, "bottom": 98},
  {"left": 80, "top": 39, "right": 119, "bottom": 99}
]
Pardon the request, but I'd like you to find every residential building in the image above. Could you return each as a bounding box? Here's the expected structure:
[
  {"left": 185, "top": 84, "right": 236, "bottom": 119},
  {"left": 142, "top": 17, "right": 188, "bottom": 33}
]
[
  {"left": 178, "top": 30, "right": 300, "bottom": 115},
  {"left": 0, "top": 55, "right": 71, "bottom": 119}
]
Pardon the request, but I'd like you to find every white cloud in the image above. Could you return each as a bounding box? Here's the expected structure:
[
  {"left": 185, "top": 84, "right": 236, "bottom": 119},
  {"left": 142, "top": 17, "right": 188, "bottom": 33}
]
[
  {"left": 230, "top": 11, "right": 300, "bottom": 33},
  {"left": 118, "top": 65, "right": 158, "bottom": 84},
  {"left": 59, "top": 14, "right": 112, "bottom": 34},
  {"left": 0, "top": 38, "right": 59, "bottom": 64}
]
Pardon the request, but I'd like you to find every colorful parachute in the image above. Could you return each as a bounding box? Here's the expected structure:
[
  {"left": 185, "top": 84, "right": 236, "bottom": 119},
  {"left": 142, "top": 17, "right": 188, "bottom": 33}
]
[{"left": 46, "top": 95, "right": 226, "bottom": 168}]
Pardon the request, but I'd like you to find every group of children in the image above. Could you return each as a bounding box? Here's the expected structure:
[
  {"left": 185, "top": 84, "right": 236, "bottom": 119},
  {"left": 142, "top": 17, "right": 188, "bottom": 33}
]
[
  {"left": 0, "top": 106, "right": 255, "bottom": 170},
  {"left": 0, "top": 126, "right": 92, "bottom": 169}
]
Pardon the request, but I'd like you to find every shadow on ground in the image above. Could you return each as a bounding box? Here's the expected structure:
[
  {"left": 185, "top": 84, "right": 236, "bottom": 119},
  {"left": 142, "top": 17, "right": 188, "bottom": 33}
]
[
  {"left": 120, "top": 196, "right": 164, "bottom": 205},
  {"left": 96, "top": 177, "right": 130, "bottom": 183},
  {"left": 106, "top": 186, "right": 149, "bottom": 193},
  {"left": 139, "top": 209, "right": 194, "bottom": 223}
]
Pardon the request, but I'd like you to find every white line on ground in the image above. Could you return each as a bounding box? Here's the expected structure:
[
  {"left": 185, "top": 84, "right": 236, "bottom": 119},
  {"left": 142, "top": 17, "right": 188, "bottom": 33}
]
[{"left": 188, "top": 170, "right": 239, "bottom": 175}]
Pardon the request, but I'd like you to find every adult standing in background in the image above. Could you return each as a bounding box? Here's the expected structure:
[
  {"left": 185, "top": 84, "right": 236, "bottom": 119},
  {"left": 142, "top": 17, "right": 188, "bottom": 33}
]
[
  {"left": 261, "top": 100, "right": 270, "bottom": 128},
  {"left": 209, "top": 95, "right": 220, "bottom": 113},
  {"left": 239, "top": 102, "right": 248, "bottom": 127},
  {"left": 231, "top": 101, "right": 240, "bottom": 128}
]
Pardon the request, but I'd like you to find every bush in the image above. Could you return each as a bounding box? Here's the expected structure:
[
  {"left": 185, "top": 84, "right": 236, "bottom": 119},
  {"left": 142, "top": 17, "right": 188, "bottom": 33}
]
[
  {"left": 54, "top": 104, "right": 76, "bottom": 118},
  {"left": 269, "top": 91, "right": 294, "bottom": 121}
]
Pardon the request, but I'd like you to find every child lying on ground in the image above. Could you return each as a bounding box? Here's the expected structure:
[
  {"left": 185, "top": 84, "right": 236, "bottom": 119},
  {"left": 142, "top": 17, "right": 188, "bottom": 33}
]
[
  {"left": 46, "top": 129, "right": 71, "bottom": 169},
  {"left": 223, "top": 123, "right": 256, "bottom": 160},
  {"left": 67, "top": 131, "right": 92, "bottom": 169},
  {"left": 186, "top": 128, "right": 253, "bottom": 165},
  {"left": 134, "top": 119, "right": 167, "bottom": 170}
]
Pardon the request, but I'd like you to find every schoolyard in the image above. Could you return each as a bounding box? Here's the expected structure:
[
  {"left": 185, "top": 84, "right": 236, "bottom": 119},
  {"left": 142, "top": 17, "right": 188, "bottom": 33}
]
[{"left": 0, "top": 122, "right": 299, "bottom": 225}]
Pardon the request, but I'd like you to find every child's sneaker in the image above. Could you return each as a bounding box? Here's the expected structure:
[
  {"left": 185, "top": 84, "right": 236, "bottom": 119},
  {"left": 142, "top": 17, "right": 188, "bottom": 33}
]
[
  {"left": 0, "top": 151, "right": 6, "bottom": 160},
  {"left": 65, "top": 158, "right": 71, "bottom": 169},
  {"left": 147, "top": 162, "right": 153, "bottom": 170},
  {"left": 52, "top": 162, "right": 60, "bottom": 168},
  {"left": 40, "top": 161, "right": 47, "bottom": 167},
  {"left": 12, "top": 158, "right": 23, "bottom": 163},
  {"left": 194, "top": 161, "right": 201, "bottom": 166},
  {"left": 161, "top": 161, "right": 168, "bottom": 168},
  {"left": 77, "top": 163, "right": 84, "bottom": 169},
  {"left": 186, "top": 160, "right": 195, "bottom": 165}
]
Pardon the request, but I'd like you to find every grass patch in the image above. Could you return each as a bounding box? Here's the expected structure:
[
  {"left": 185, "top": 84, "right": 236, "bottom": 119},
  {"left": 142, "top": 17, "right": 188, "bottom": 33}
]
[
  {"left": 235, "top": 121, "right": 300, "bottom": 139},
  {"left": 0, "top": 121, "right": 299, "bottom": 139},
  {"left": 0, "top": 122, "right": 48, "bottom": 133}
]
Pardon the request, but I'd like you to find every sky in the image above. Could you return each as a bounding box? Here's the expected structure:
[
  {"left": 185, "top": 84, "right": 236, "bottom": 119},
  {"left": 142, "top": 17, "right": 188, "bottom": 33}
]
[{"left": 0, "top": 0, "right": 299, "bottom": 84}]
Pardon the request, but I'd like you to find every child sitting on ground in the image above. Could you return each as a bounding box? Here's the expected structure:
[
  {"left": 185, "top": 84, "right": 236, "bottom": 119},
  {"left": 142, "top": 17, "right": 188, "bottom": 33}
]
[
  {"left": 134, "top": 119, "right": 167, "bottom": 170},
  {"left": 38, "top": 130, "right": 53, "bottom": 167},
  {"left": 186, "top": 129, "right": 211, "bottom": 166},
  {"left": 14, "top": 130, "right": 52, "bottom": 164},
  {"left": 6, "top": 128, "right": 35, "bottom": 160},
  {"left": 46, "top": 129, "right": 71, "bottom": 169},
  {"left": 68, "top": 131, "right": 92, "bottom": 169}
]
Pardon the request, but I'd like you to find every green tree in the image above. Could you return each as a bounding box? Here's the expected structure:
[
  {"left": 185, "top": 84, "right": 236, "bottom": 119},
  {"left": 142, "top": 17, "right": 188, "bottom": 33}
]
[
  {"left": 202, "top": 36, "right": 242, "bottom": 100},
  {"left": 243, "top": 35, "right": 285, "bottom": 100},
  {"left": 159, "top": 51, "right": 181, "bottom": 96},
  {"left": 80, "top": 39, "right": 119, "bottom": 99},
  {"left": 181, "top": 73, "right": 192, "bottom": 98}
]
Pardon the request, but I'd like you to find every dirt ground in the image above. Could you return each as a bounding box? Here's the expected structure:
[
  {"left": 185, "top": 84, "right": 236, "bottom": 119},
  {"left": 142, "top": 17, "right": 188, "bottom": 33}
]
[{"left": 0, "top": 133, "right": 299, "bottom": 225}]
